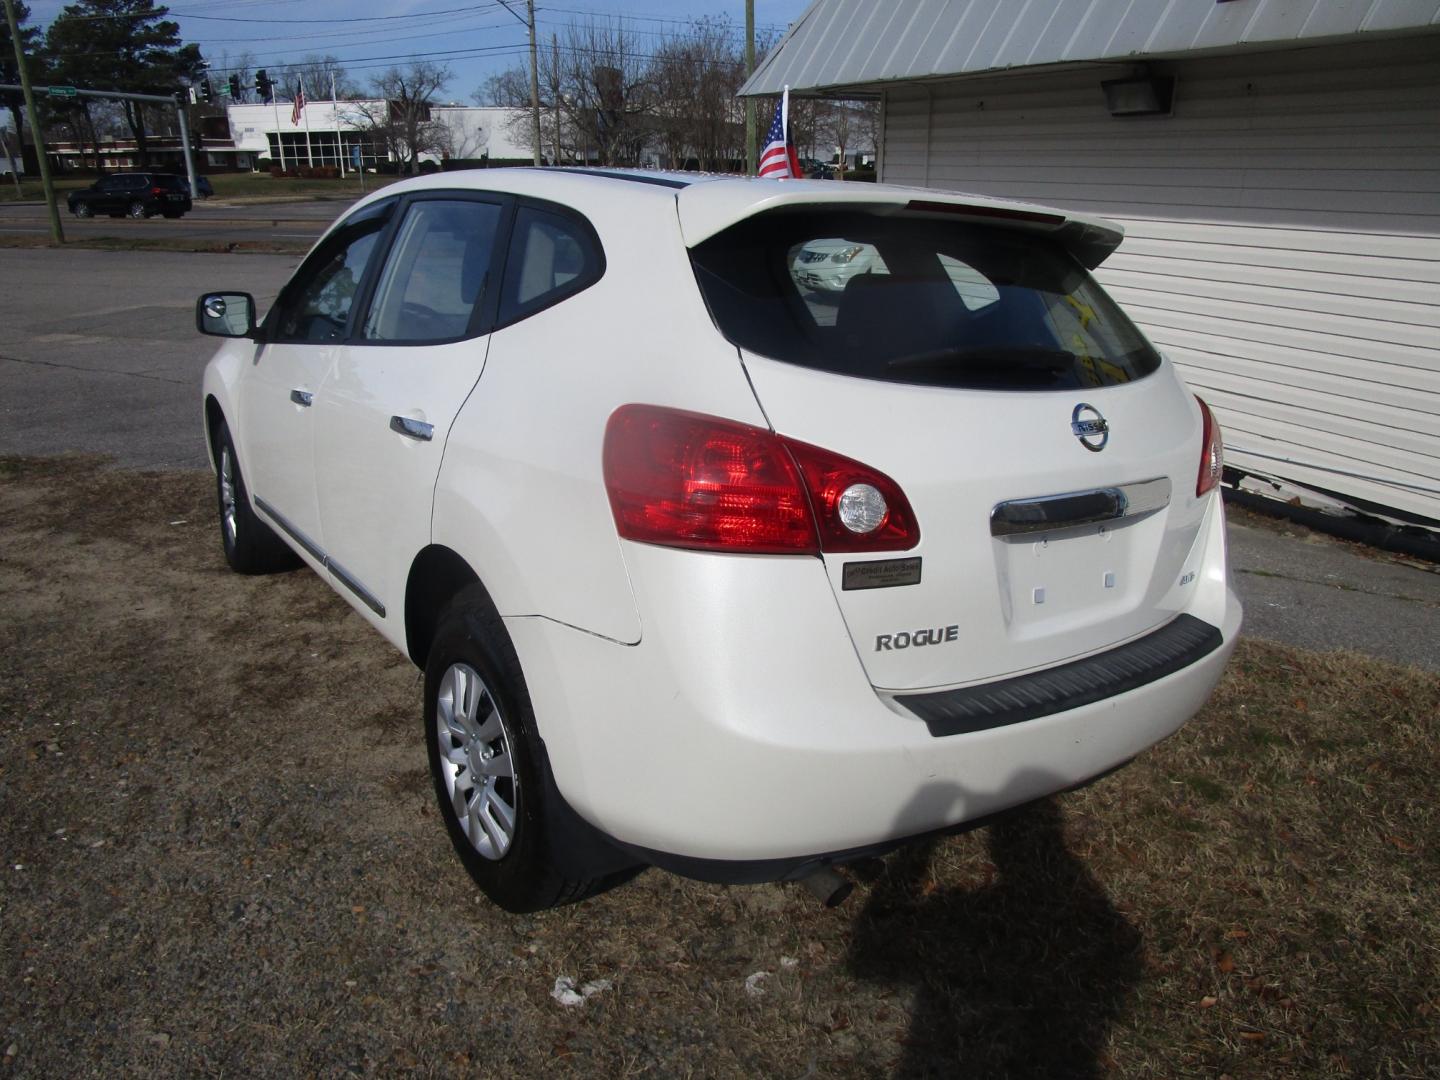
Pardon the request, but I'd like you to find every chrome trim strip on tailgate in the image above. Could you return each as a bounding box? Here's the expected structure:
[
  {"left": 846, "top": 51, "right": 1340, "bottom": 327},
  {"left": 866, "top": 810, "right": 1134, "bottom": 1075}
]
[
  {"left": 990, "top": 476, "right": 1171, "bottom": 537},
  {"left": 897, "top": 613, "right": 1222, "bottom": 737}
]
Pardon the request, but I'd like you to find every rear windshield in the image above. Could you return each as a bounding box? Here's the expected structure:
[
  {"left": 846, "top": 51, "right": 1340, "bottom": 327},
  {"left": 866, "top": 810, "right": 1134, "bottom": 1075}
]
[{"left": 690, "top": 209, "right": 1160, "bottom": 391}]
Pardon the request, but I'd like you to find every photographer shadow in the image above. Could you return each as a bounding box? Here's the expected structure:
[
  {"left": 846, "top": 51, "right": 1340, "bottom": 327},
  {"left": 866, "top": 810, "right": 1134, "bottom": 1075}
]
[{"left": 846, "top": 779, "right": 1142, "bottom": 1079}]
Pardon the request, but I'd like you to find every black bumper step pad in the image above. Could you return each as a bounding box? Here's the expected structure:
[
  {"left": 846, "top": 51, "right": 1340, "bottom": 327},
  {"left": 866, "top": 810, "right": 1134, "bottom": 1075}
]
[{"left": 897, "top": 614, "right": 1224, "bottom": 737}]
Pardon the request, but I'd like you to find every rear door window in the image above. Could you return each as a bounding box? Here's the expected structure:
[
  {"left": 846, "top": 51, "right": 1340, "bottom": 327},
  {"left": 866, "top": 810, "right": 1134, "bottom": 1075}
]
[{"left": 693, "top": 210, "right": 1159, "bottom": 391}]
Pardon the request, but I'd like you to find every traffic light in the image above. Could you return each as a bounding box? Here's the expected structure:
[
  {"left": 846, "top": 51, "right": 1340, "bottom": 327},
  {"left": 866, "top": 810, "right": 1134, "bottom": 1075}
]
[
  {"left": 255, "top": 69, "right": 273, "bottom": 103},
  {"left": 199, "top": 79, "right": 213, "bottom": 104},
  {"left": 228, "top": 74, "right": 242, "bottom": 100}
]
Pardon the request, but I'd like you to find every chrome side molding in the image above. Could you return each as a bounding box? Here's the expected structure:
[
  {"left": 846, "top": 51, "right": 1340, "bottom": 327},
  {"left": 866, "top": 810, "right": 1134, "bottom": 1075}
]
[
  {"left": 253, "top": 496, "right": 387, "bottom": 618},
  {"left": 990, "top": 477, "right": 1171, "bottom": 538}
]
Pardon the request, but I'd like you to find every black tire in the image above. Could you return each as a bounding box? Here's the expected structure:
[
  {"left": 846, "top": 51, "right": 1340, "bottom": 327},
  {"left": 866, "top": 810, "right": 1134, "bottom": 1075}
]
[
  {"left": 213, "top": 419, "right": 299, "bottom": 574},
  {"left": 424, "top": 584, "right": 639, "bottom": 912},
  {"left": 73, "top": 202, "right": 93, "bottom": 219},
  {"left": 128, "top": 200, "right": 148, "bottom": 219}
]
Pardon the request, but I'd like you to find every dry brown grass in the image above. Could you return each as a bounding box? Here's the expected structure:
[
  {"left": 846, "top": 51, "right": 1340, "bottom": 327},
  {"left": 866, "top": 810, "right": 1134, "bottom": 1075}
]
[{"left": 1, "top": 455, "right": 1436, "bottom": 1079}]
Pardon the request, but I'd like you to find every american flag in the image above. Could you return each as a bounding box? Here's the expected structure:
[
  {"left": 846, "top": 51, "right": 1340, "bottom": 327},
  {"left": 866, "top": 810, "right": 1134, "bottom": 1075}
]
[
  {"left": 290, "top": 80, "right": 306, "bottom": 126},
  {"left": 758, "top": 88, "right": 801, "bottom": 179}
]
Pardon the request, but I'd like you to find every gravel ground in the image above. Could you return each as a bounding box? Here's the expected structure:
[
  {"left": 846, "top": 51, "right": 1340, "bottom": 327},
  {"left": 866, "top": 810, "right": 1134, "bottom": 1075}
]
[{"left": 2, "top": 456, "right": 1436, "bottom": 1079}]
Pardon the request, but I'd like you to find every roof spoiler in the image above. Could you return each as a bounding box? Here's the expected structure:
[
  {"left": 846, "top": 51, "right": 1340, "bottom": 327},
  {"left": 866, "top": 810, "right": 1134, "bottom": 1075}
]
[
  {"left": 677, "top": 184, "right": 1125, "bottom": 270},
  {"left": 899, "top": 199, "right": 1123, "bottom": 270}
]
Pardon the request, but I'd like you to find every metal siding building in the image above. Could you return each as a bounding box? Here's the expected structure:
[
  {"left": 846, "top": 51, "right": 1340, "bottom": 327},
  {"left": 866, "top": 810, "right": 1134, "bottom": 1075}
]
[{"left": 743, "top": 1, "right": 1440, "bottom": 527}]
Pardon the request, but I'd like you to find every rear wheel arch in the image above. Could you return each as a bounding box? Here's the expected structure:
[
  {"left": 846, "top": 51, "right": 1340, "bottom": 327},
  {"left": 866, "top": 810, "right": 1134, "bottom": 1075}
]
[
  {"left": 405, "top": 544, "right": 483, "bottom": 668},
  {"left": 204, "top": 395, "right": 226, "bottom": 470}
]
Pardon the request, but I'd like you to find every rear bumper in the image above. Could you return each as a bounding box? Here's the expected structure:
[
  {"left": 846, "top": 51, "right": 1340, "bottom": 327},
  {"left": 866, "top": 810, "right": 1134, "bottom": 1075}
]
[{"left": 505, "top": 540, "right": 1241, "bottom": 872}]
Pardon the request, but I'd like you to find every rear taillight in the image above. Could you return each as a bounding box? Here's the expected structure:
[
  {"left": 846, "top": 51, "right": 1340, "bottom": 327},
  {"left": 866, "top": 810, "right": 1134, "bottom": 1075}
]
[
  {"left": 1196, "top": 396, "right": 1223, "bottom": 497},
  {"left": 603, "top": 405, "right": 919, "bottom": 555},
  {"left": 150, "top": 186, "right": 166, "bottom": 195}
]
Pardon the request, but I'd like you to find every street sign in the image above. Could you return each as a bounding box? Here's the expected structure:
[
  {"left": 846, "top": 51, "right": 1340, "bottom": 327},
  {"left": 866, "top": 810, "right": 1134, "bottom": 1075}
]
[
  {"left": 47, "top": 86, "right": 78, "bottom": 98},
  {"left": 351, "top": 145, "right": 362, "bottom": 169}
]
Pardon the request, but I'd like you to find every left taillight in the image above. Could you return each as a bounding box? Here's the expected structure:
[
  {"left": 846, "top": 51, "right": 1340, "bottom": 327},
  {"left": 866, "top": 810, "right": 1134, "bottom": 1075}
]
[
  {"left": 603, "top": 404, "right": 919, "bottom": 555},
  {"left": 1196, "top": 396, "right": 1223, "bottom": 497}
]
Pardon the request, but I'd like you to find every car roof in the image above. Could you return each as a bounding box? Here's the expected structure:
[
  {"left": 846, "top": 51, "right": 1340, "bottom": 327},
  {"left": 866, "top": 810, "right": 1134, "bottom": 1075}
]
[{"left": 343, "top": 167, "right": 1126, "bottom": 269}]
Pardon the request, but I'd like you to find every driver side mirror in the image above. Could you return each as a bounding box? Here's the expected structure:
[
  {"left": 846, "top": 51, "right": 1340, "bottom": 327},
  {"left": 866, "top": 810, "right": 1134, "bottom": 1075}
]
[{"left": 196, "top": 292, "right": 258, "bottom": 338}]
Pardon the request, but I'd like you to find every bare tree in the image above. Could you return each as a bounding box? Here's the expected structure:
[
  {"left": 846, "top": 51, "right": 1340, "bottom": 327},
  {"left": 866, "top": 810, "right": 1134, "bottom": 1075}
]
[
  {"left": 818, "top": 100, "right": 879, "bottom": 178},
  {"left": 286, "top": 54, "right": 357, "bottom": 101},
  {"left": 651, "top": 16, "right": 745, "bottom": 170},
  {"left": 356, "top": 61, "right": 452, "bottom": 174},
  {"left": 211, "top": 50, "right": 255, "bottom": 103},
  {"left": 477, "top": 66, "right": 529, "bottom": 108},
  {"left": 473, "top": 17, "right": 776, "bottom": 172},
  {"left": 559, "top": 19, "right": 654, "bottom": 166}
]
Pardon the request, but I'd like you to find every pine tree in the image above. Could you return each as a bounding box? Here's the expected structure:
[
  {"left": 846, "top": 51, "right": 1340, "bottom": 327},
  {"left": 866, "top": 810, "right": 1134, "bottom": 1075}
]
[{"left": 45, "top": 0, "right": 202, "bottom": 166}]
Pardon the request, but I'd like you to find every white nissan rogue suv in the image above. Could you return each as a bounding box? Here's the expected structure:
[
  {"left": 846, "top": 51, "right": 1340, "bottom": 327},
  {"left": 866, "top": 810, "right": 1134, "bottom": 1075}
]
[{"left": 197, "top": 169, "right": 1241, "bottom": 912}]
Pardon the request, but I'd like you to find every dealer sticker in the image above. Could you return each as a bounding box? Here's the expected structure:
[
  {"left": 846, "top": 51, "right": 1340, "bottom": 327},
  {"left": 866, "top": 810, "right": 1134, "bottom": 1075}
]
[{"left": 842, "top": 557, "right": 922, "bottom": 591}]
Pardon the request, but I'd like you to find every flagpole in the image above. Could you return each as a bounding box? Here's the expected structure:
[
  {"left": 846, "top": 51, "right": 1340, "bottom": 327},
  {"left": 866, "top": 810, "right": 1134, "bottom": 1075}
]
[
  {"left": 272, "top": 92, "right": 285, "bottom": 171},
  {"left": 333, "top": 72, "right": 344, "bottom": 177},
  {"left": 299, "top": 79, "right": 314, "bottom": 168}
]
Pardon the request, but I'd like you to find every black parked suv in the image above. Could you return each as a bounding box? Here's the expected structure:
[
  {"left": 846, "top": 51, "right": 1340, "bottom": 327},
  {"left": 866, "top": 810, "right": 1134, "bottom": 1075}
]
[{"left": 67, "top": 173, "right": 193, "bottom": 219}]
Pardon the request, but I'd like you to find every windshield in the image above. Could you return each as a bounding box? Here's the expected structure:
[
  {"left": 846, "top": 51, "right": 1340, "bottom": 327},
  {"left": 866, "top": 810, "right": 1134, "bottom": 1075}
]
[{"left": 690, "top": 209, "right": 1160, "bottom": 391}]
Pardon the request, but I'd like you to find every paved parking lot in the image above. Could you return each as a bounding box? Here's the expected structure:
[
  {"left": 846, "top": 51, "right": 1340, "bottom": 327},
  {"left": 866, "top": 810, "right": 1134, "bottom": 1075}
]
[{"left": 0, "top": 248, "right": 297, "bottom": 468}]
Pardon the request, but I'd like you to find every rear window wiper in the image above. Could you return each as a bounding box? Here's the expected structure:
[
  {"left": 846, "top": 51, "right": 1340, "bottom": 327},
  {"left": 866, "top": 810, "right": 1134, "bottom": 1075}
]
[{"left": 886, "top": 345, "right": 1077, "bottom": 373}]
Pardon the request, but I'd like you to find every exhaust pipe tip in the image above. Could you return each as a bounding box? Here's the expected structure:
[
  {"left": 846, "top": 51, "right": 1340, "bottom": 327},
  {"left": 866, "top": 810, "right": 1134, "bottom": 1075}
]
[{"left": 798, "top": 865, "right": 853, "bottom": 908}]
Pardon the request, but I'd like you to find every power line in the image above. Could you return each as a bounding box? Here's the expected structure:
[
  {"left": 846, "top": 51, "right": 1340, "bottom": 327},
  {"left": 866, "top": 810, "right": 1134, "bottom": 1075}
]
[
  {"left": 188, "top": 15, "right": 511, "bottom": 47},
  {"left": 173, "top": 1, "right": 500, "bottom": 23}
]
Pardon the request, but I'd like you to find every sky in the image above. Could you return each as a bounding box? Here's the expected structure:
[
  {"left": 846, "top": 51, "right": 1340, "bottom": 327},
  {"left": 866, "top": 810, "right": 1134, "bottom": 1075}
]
[{"left": 24, "top": 0, "right": 814, "bottom": 104}]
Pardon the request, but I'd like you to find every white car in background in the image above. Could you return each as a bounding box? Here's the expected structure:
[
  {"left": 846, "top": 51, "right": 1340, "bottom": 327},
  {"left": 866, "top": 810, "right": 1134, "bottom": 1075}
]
[{"left": 196, "top": 169, "right": 1240, "bottom": 912}]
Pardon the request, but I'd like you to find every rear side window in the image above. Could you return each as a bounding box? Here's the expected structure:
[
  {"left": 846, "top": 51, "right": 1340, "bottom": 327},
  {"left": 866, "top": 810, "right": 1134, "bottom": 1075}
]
[
  {"left": 691, "top": 210, "right": 1160, "bottom": 391},
  {"left": 498, "top": 205, "right": 602, "bottom": 325}
]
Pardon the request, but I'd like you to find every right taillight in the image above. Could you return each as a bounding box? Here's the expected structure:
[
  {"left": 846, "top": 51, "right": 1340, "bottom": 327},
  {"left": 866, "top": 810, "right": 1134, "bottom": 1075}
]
[
  {"left": 603, "top": 404, "right": 919, "bottom": 555},
  {"left": 1196, "top": 396, "right": 1223, "bottom": 497}
]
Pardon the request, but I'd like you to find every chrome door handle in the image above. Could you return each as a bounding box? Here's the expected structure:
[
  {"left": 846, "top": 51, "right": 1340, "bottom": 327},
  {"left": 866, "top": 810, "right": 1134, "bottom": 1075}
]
[
  {"left": 389, "top": 415, "right": 434, "bottom": 441},
  {"left": 290, "top": 389, "right": 313, "bottom": 406}
]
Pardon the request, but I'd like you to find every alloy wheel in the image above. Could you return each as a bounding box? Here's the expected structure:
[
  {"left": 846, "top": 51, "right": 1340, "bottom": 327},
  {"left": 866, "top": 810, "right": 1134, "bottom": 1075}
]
[
  {"left": 218, "top": 445, "right": 238, "bottom": 546},
  {"left": 435, "top": 662, "right": 517, "bottom": 860}
]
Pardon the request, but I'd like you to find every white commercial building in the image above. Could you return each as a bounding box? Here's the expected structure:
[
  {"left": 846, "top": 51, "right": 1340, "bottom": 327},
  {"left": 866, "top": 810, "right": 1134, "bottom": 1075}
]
[{"left": 224, "top": 101, "right": 533, "bottom": 171}]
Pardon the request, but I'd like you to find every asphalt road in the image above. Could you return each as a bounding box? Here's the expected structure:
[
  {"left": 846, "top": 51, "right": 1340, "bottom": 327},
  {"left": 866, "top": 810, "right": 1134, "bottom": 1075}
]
[
  {"left": 0, "top": 247, "right": 298, "bottom": 468},
  {"left": 2, "top": 245, "right": 1436, "bottom": 670},
  {"left": 0, "top": 196, "right": 342, "bottom": 243}
]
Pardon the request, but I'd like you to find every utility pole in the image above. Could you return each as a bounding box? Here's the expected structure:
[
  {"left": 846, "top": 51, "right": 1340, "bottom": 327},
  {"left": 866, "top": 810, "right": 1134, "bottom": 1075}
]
[
  {"left": 3, "top": 0, "right": 61, "bottom": 241},
  {"left": 527, "top": 0, "right": 541, "bottom": 165},
  {"left": 551, "top": 34, "right": 561, "bottom": 165},
  {"left": 497, "top": 0, "right": 542, "bottom": 166},
  {"left": 175, "top": 95, "right": 199, "bottom": 198},
  {"left": 745, "top": 0, "right": 755, "bottom": 175}
]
